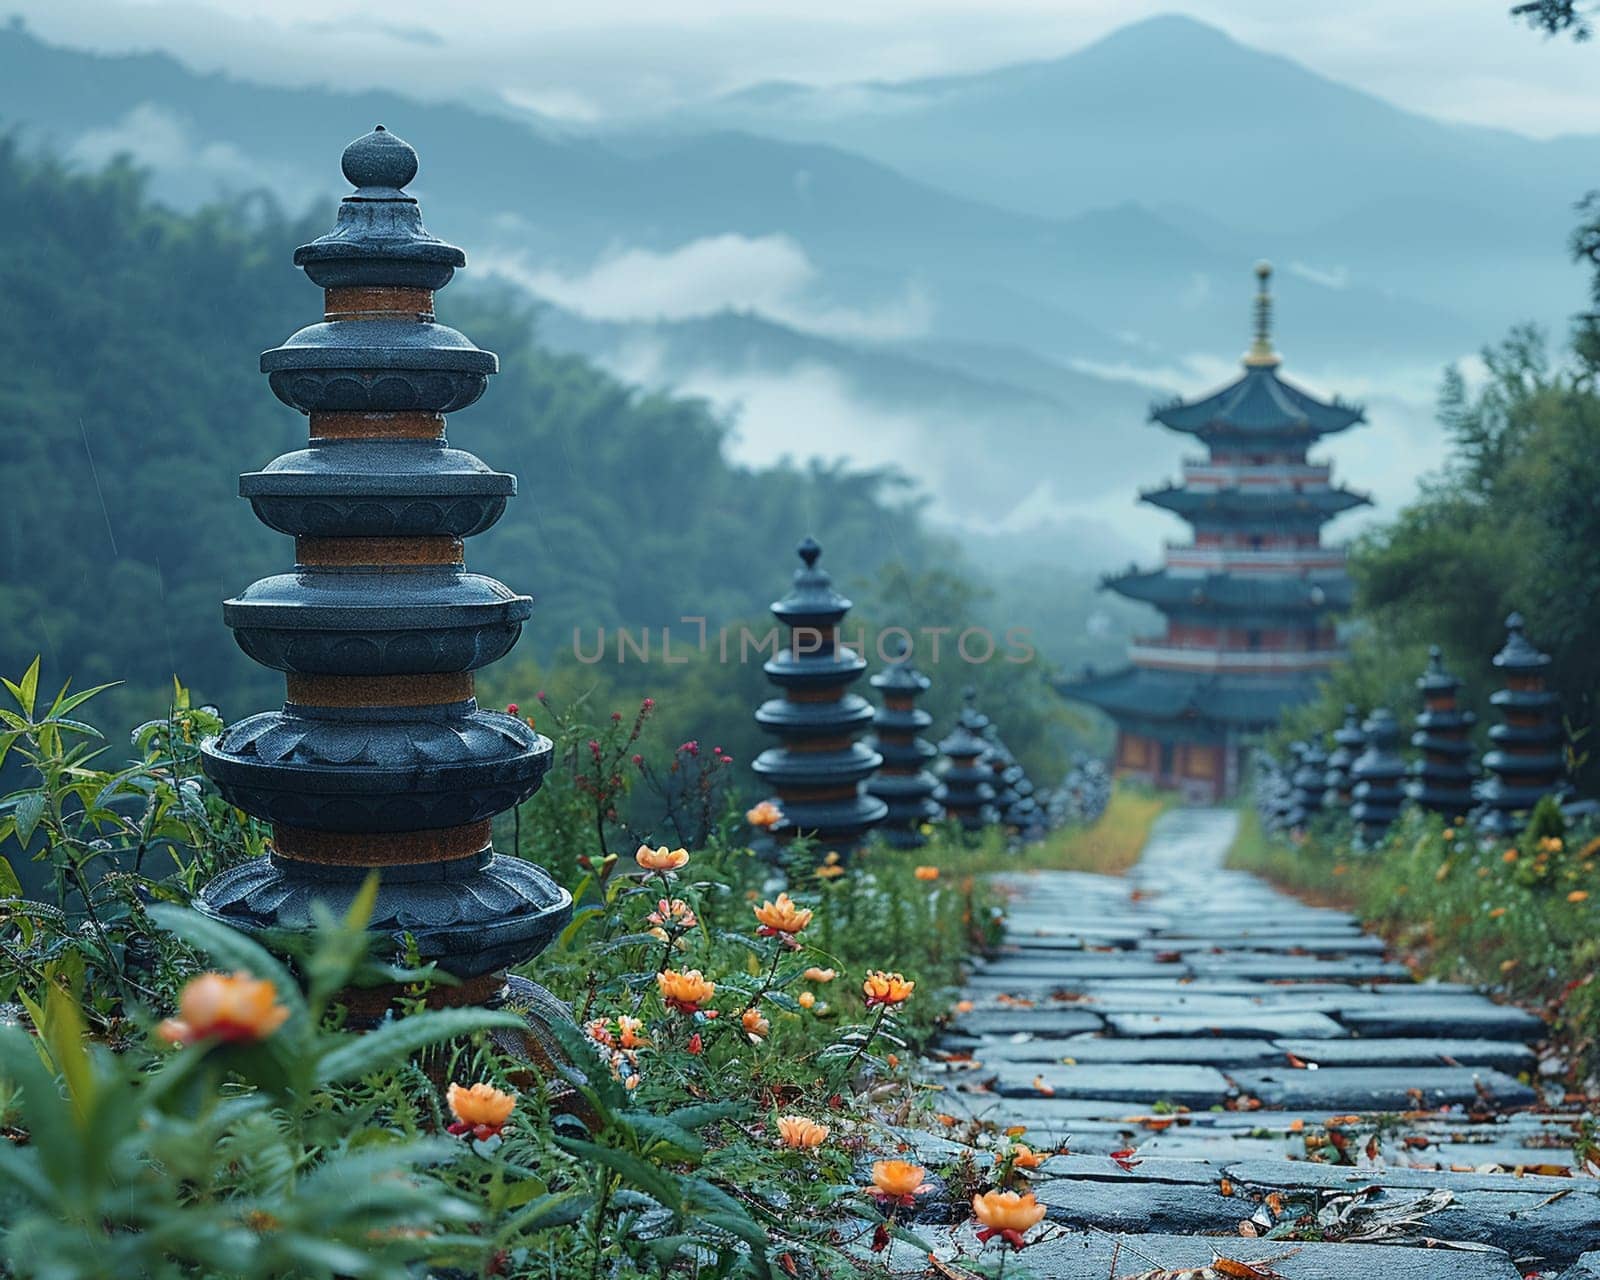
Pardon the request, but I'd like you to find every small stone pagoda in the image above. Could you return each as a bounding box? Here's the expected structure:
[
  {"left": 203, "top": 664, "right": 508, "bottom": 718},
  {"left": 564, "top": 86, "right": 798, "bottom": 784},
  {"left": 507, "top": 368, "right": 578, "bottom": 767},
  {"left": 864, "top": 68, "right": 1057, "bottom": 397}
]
[
  {"left": 982, "top": 729, "right": 1021, "bottom": 820},
  {"left": 864, "top": 636, "right": 943, "bottom": 849},
  {"left": 1477, "top": 613, "right": 1566, "bottom": 835},
  {"left": 1060, "top": 264, "right": 1368, "bottom": 801},
  {"left": 1349, "top": 708, "right": 1406, "bottom": 845},
  {"left": 1407, "top": 646, "right": 1477, "bottom": 817},
  {"left": 195, "top": 127, "right": 571, "bottom": 1010},
  {"left": 983, "top": 726, "right": 1042, "bottom": 836},
  {"left": 1285, "top": 737, "right": 1328, "bottom": 832},
  {"left": 937, "top": 689, "right": 999, "bottom": 833},
  {"left": 1321, "top": 705, "right": 1365, "bottom": 812},
  {"left": 751, "top": 538, "right": 886, "bottom": 852}
]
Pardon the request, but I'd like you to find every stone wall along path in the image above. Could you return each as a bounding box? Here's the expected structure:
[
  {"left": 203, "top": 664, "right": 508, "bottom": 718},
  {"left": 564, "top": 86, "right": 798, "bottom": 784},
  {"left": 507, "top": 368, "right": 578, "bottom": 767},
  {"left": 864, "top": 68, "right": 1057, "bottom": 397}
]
[{"left": 910, "top": 807, "right": 1600, "bottom": 1277}]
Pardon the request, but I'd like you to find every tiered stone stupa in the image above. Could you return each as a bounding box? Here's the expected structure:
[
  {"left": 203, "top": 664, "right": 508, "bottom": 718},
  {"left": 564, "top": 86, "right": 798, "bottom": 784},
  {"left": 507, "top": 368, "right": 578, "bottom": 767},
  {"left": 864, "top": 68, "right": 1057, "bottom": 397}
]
[
  {"left": 1321, "top": 705, "right": 1365, "bottom": 812},
  {"left": 1407, "top": 646, "right": 1477, "bottom": 817},
  {"left": 1061, "top": 264, "right": 1368, "bottom": 801},
  {"left": 864, "top": 636, "right": 943, "bottom": 849},
  {"left": 195, "top": 127, "right": 571, "bottom": 1009},
  {"left": 1285, "top": 738, "right": 1328, "bottom": 832},
  {"left": 982, "top": 725, "right": 1042, "bottom": 836},
  {"left": 751, "top": 538, "right": 886, "bottom": 852},
  {"left": 938, "top": 689, "right": 999, "bottom": 832},
  {"left": 1349, "top": 708, "right": 1406, "bottom": 845},
  {"left": 1477, "top": 613, "right": 1566, "bottom": 835}
]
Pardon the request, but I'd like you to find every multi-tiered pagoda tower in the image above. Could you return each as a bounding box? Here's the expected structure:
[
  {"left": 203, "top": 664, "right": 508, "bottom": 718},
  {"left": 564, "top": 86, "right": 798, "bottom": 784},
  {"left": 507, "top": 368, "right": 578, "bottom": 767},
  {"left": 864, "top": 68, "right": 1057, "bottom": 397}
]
[
  {"left": 195, "top": 128, "right": 571, "bottom": 1011},
  {"left": 938, "top": 690, "right": 999, "bottom": 833},
  {"left": 1476, "top": 613, "right": 1566, "bottom": 835},
  {"left": 751, "top": 538, "right": 886, "bottom": 853},
  {"left": 1408, "top": 647, "right": 1477, "bottom": 817},
  {"left": 1061, "top": 264, "right": 1368, "bottom": 801},
  {"left": 865, "top": 637, "right": 943, "bottom": 848}
]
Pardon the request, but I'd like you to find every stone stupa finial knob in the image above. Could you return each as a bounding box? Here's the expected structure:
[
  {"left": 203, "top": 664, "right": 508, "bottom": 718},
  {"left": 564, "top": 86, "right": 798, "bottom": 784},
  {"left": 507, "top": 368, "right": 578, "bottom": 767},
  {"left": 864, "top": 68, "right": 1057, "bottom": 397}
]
[
  {"left": 341, "top": 124, "right": 419, "bottom": 193},
  {"left": 797, "top": 536, "right": 821, "bottom": 569}
]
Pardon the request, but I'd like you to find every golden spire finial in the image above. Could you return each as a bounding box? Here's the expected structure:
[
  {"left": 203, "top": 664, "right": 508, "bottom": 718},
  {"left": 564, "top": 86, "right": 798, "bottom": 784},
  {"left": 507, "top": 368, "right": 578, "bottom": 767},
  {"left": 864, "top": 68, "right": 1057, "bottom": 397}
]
[{"left": 1243, "top": 259, "right": 1280, "bottom": 368}]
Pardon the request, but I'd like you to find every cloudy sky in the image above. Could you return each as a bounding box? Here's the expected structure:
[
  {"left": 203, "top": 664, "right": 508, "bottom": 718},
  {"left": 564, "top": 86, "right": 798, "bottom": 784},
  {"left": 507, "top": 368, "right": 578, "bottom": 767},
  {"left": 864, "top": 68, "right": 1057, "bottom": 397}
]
[{"left": 13, "top": 0, "right": 1600, "bottom": 136}]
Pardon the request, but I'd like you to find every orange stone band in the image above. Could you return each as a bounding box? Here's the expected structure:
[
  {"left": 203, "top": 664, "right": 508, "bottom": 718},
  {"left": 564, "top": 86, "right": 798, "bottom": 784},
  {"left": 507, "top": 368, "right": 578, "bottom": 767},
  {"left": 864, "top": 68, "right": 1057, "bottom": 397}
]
[
  {"left": 296, "top": 536, "right": 464, "bottom": 566},
  {"left": 273, "top": 819, "right": 492, "bottom": 867},
  {"left": 324, "top": 285, "right": 435, "bottom": 320},
  {"left": 286, "top": 673, "right": 475, "bottom": 707},
  {"left": 310, "top": 412, "right": 445, "bottom": 439}
]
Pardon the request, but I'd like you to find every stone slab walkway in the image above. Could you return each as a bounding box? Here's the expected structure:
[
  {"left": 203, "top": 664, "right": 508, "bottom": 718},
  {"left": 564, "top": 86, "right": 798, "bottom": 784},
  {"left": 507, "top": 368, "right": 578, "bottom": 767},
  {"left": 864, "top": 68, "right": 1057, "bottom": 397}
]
[{"left": 907, "top": 807, "right": 1600, "bottom": 1276}]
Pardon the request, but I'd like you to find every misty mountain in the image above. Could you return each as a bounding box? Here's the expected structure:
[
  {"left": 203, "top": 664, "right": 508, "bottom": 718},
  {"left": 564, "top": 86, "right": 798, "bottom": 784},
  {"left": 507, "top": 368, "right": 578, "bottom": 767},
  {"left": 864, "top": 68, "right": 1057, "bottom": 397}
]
[
  {"left": 657, "top": 13, "right": 1595, "bottom": 339},
  {"left": 531, "top": 301, "right": 1177, "bottom": 528},
  {"left": 0, "top": 16, "right": 1499, "bottom": 563},
  {"left": 0, "top": 19, "right": 1477, "bottom": 367}
]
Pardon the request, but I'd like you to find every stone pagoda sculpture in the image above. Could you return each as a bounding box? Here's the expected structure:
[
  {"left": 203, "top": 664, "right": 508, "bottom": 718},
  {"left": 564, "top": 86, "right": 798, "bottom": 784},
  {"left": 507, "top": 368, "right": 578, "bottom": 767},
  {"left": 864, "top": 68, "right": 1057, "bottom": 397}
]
[
  {"left": 864, "top": 636, "right": 943, "bottom": 849},
  {"left": 1349, "top": 708, "right": 1406, "bottom": 845},
  {"left": 195, "top": 127, "right": 571, "bottom": 1013},
  {"left": 751, "top": 538, "right": 886, "bottom": 853},
  {"left": 982, "top": 726, "right": 1042, "bottom": 837},
  {"left": 1321, "top": 705, "right": 1365, "bottom": 812},
  {"left": 1285, "top": 737, "right": 1328, "bottom": 832},
  {"left": 937, "top": 689, "right": 999, "bottom": 833},
  {"left": 1477, "top": 613, "right": 1566, "bottom": 835},
  {"left": 1407, "top": 646, "right": 1477, "bottom": 817}
]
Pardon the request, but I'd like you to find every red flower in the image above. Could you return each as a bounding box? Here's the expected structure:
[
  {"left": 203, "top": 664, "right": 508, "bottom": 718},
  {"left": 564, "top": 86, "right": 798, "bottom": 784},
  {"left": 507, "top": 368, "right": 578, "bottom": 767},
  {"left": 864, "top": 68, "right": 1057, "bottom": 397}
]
[
  {"left": 505, "top": 702, "right": 519, "bottom": 715},
  {"left": 687, "top": 1032, "right": 703, "bottom": 1056}
]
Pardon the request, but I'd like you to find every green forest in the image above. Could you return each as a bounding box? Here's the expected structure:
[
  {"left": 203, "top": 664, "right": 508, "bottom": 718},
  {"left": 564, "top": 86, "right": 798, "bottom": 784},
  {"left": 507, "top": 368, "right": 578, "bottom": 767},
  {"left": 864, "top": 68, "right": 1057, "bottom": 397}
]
[
  {"left": 1280, "top": 198, "right": 1600, "bottom": 789},
  {"left": 0, "top": 134, "right": 1102, "bottom": 788}
]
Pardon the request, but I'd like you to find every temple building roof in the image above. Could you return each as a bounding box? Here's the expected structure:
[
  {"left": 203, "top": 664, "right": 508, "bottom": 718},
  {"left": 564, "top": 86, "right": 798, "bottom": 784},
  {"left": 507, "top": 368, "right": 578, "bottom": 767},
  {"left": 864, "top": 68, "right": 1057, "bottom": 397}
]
[
  {"left": 1057, "top": 664, "right": 1318, "bottom": 730},
  {"left": 1149, "top": 264, "right": 1364, "bottom": 440},
  {"left": 1105, "top": 568, "right": 1353, "bottom": 613},
  {"left": 1141, "top": 484, "right": 1369, "bottom": 520}
]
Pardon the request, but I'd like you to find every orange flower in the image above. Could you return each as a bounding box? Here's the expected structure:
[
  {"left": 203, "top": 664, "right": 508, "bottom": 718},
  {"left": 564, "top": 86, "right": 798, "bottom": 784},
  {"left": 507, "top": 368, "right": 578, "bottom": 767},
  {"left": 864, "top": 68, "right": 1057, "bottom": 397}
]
[
  {"left": 1503, "top": 848, "right": 1520, "bottom": 863},
  {"left": 815, "top": 851, "right": 845, "bottom": 880},
  {"left": 971, "top": 1189, "right": 1047, "bottom": 1250},
  {"left": 746, "top": 800, "right": 784, "bottom": 829},
  {"left": 862, "top": 971, "right": 915, "bottom": 1008},
  {"left": 647, "top": 897, "right": 697, "bottom": 930},
  {"left": 775, "top": 1114, "right": 829, "bottom": 1149},
  {"left": 1569, "top": 890, "right": 1590, "bottom": 903},
  {"left": 955, "top": 999, "right": 975, "bottom": 1014},
  {"left": 753, "top": 892, "right": 813, "bottom": 936},
  {"left": 1488, "top": 906, "right": 1507, "bottom": 919},
  {"left": 742, "top": 1008, "right": 771, "bottom": 1042},
  {"left": 616, "top": 1015, "right": 648, "bottom": 1049},
  {"left": 869, "top": 1159, "right": 930, "bottom": 1205},
  {"left": 914, "top": 866, "right": 940, "bottom": 882},
  {"left": 637, "top": 844, "right": 690, "bottom": 873},
  {"left": 446, "top": 1081, "right": 517, "bottom": 1139},
  {"left": 657, "top": 968, "right": 716, "bottom": 1014},
  {"left": 1442, "top": 828, "right": 1455, "bottom": 841},
  {"left": 802, "top": 966, "right": 837, "bottom": 983},
  {"left": 998, "top": 1143, "right": 1047, "bottom": 1170},
  {"left": 157, "top": 971, "right": 290, "bottom": 1046},
  {"left": 798, "top": 991, "right": 816, "bottom": 1009}
]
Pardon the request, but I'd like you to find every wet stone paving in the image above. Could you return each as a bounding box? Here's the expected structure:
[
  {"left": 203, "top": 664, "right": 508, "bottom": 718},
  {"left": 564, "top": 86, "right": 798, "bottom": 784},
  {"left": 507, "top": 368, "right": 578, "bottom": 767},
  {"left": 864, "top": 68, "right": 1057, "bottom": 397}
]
[{"left": 891, "top": 808, "right": 1600, "bottom": 1277}]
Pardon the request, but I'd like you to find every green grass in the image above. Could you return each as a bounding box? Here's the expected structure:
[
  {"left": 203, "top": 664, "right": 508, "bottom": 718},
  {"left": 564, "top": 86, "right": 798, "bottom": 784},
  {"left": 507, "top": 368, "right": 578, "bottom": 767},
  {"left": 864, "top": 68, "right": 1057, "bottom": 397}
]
[
  {"left": 1228, "top": 801, "right": 1600, "bottom": 1077},
  {"left": 947, "top": 784, "right": 1173, "bottom": 876}
]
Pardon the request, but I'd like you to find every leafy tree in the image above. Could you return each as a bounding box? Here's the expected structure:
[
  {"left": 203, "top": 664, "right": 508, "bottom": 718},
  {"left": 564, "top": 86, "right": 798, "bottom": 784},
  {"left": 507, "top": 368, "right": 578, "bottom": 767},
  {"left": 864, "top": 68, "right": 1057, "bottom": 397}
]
[{"left": 1512, "top": 1, "right": 1596, "bottom": 39}]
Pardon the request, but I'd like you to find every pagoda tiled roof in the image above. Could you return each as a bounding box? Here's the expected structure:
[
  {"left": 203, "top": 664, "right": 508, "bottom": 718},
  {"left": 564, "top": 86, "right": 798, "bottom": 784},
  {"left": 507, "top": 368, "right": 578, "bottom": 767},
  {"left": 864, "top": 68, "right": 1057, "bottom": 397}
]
[
  {"left": 1142, "top": 484, "right": 1369, "bottom": 520},
  {"left": 1057, "top": 664, "right": 1318, "bottom": 730},
  {"left": 1105, "top": 568, "right": 1352, "bottom": 613},
  {"left": 1150, "top": 365, "right": 1364, "bottom": 438}
]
